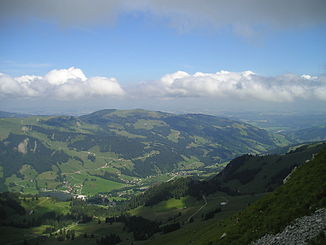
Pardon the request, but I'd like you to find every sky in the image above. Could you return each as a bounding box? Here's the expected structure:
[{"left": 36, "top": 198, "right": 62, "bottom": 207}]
[{"left": 0, "top": 0, "right": 326, "bottom": 115}]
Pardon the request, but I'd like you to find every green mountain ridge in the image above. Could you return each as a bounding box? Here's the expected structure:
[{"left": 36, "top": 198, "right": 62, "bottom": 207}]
[
  {"left": 0, "top": 109, "right": 290, "bottom": 197},
  {"left": 0, "top": 111, "right": 30, "bottom": 118},
  {"left": 284, "top": 125, "right": 326, "bottom": 143},
  {"left": 122, "top": 142, "right": 325, "bottom": 210},
  {"left": 0, "top": 142, "right": 325, "bottom": 245},
  {"left": 137, "top": 143, "right": 326, "bottom": 245},
  {"left": 199, "top": 144, "right": 326, "bottom": 245}
]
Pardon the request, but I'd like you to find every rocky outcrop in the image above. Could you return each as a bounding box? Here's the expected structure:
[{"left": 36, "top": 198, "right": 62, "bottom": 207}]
[{"left": 251, "top": 208, "right": 326, "bottom": 245}]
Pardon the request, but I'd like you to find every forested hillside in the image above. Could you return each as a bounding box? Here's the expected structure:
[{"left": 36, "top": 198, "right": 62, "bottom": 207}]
[{"left": 0, "top": 109, "right": 289, "bottom": 198}]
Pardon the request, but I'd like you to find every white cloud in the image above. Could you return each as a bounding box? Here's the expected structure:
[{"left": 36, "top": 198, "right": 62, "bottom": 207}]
[
  {"left": 45, "top": 67, "right": 87, "bottom": 85},
  {"left": 301, "top": 74, "right": 318, "bottom": 80},
  {"left": 0, "top": 73, "right": 24, "bottom": 95},
  {"left": 87, "top": 77, "right": 124, "bottom": 96},
  {"left": 1, "top": 67, "right": 326, "bottom": 103},
  {"left": 0, "top": 67, "right": 125, "bottom": 99},
  {"left": 141, "top": 70, "right": 326, "bottom": 102}
]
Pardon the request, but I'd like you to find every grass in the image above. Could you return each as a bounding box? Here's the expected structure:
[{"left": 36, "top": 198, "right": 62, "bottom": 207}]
[
  {"left": 0, "top": 118, "right": 21, "bottom": 138},
  {"left": 81, "top": 176, "right": 126, "bottom": 195},
  {"left": 129, "top": 196, "right": 204, "bottom": 223},
  {"left": 178, "top": 156, "right": 205, "bottom": 170},
  {"left": 21, "top": 197, "right": 71, "bottom": 216},
  {"left": 36, "top": 171, "right": 60, "bottom": 189},
  {"left": 167, "top": 129, "right": 180, "bottom": 143},
  {"left": 5, "top": 174, "right": 37, "bottom": 193},
  {"left": 110, "top": 129, "right": 146, "bottom": 139},
  {"left": 137, "top": 193, "right": 265, "bottom": 245},
  {"left": 133, "top": 119, "right": 166, "bottom": 130}
]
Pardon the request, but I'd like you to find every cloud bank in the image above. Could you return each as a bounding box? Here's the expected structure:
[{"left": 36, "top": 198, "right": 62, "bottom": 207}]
[
  {"left": 1, "top": 0, "right": 325, "bottom": 32},
  {"left": 1, "top": 67, "right": 326, "bottom": 102},
  {"left": 141, "top": 70, "right": 326, "bottom": 102},
  {"left": 0, "top": 67, "right": 125, "bottom": 99}
]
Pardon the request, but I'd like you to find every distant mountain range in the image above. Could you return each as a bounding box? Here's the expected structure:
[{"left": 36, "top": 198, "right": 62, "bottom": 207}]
[
  {"left": 284, "top": 125, "right": 326, "bottom": 143},
  {"left": 0, "top": 111, "right": 30, "bottom": 118},
  {"left": 0, "top": 116, "right": 326, "bottom": 245},
  {"left": 0, "top": 109, "right": 292, "bottom": 196},
  {"left": 0, "top": 109, "right": 325, "bottom": 199}
]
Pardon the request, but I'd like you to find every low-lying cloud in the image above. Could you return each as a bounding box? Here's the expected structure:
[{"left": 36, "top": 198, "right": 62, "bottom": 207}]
[
  {"left": 0, "top": 67, "right": 125, "bottom": 99},
  {"left": 1, "top": 68, "right": 326, "bottom": 103},
  {"left": 141, "top": 70, "right": 326, "bottom": 102}
]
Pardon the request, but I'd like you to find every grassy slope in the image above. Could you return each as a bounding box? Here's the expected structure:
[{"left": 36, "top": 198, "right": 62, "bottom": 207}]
[
  {"left": 193, "top": 146, "right": 326, "bottom": 245},
  {"left": 215, "top": 142, "right": 326, "bottom": 194},
  {"left": 136, "top": 193, "right": 263, "bottom": 245},
  {"left": 139, "top": 146, "right": 326, "bottom": 245},
  {"left": 0, "top": 196, "right": 71, "bottom": 244}
]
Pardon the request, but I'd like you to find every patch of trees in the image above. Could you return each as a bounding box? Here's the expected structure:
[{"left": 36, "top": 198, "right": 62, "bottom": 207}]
[
  {"left": 161, "top": 222, "right": 180, "bottom": 234},
  {"left": 265, "top": 166, "right": 295, "bottom": 191},
  {"left": 96, "top": 234, "right": 121, "bottom": 245},
  {"left": 73, "top": 155, "right": 84, "bottom": 164},
  {"left": 202, "top": 207, "right": 221, "bottom": 220},
  {"left": 71, "top": 198, "right": 122, "bottom": 219},
  {"left": 87, "top": 195, "right": 110, "bottom": 205},
  {"left": 230, "top": 168, "right": 262, "bottom": 185},
  {"left": 55, "top": 228, "right": 76, "bottom": 241},
  {"left": 6, "top": 210, "right": 77, "bottom": 229},
  {"left": 119, "top": 215, "right": 160, "bottom": 240},
  {"left": 41, "top": 116, "right": 77, "bottom": 128},
  {"left": 0, "top": 192, "right": 26, "bottom": 221},
  {"left": 69, "top": 135, "right": 145, "bottom": 159},
  {"left": 125, "top": 177, "right": 191, "bottom": 208},
  {"left": 31, "top": 125, "right": 78, "bottom": 142},
  {"left": 188, "top": 179, "right": 237, "bottom": 199},
  {"left": 134, "top": 146, "right": 183, "bottom": 177},
  {"left": 105, "top": 215, "right": 160, "bottom": 241},
  {"left": 218, "top": 154, "right": 253, "bottom": 182},
  {"left": 0, "top": 133, "right": 69, "bottom": 177},
  {"left": 87, "top": 153, "right": 96, "bottom": 162}
]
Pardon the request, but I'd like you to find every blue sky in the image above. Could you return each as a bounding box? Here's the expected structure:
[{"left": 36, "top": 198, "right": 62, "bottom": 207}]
[
  {"left": 0, "top": 0, "right": 326, "bottom": 114},
  {"left": 1, "top": 14, "right": 325, "bottom": 81}
]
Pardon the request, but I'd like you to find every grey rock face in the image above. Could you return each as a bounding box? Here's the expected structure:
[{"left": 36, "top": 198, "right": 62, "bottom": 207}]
[{"left": 251, "top": 208, "right": 326, "bottom": 245}]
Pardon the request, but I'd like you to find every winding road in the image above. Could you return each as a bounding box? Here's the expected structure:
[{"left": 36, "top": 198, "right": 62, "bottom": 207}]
[{"left": 187, "top": 195, "right": 207, "bottom": 222}]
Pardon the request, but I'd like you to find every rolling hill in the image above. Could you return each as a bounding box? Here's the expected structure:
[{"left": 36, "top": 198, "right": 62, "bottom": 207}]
[
  {"left": 132, "top": 143, "right": 326, "bottom": 245},
  {"left": 122, "top": 142, "right": 325, "bottom": 210},
  {"left": 0, "top": 142, "right": 324, "bottom": 245},
  {"left": 284, "top": 125, "right": 326, "bottom": 143},
  {"left": 0, "top": 109, "right": 290, "bottom": 197}
]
